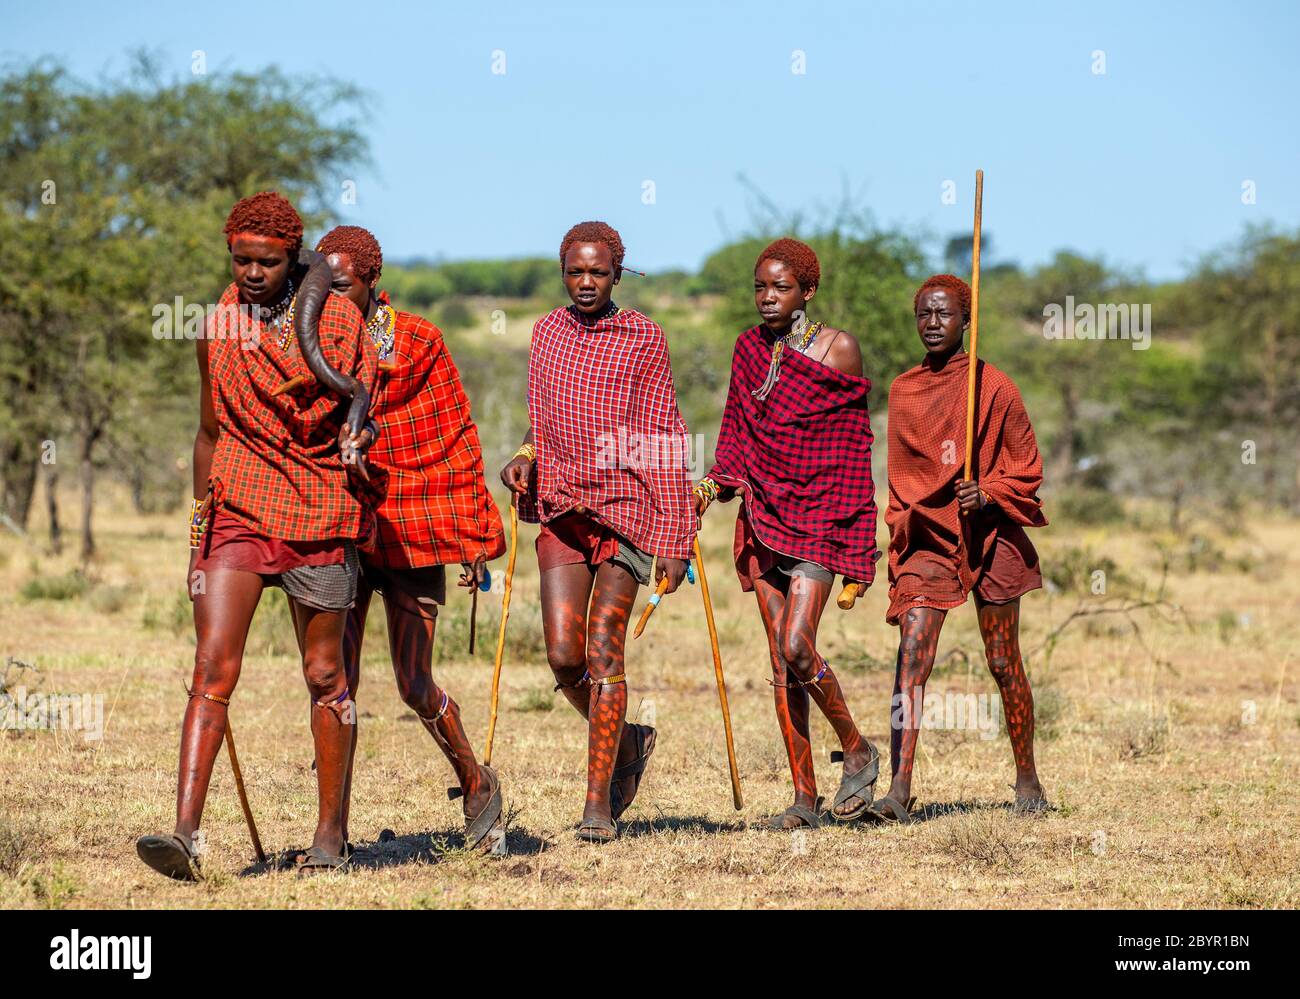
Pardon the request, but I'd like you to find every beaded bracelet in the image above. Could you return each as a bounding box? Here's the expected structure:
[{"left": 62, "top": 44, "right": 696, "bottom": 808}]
[
  {"left": 693, "top": 476, "right": 720, "bottom": 505},
  {"left": 189, "top": 497, "right": 208, "bottom": 550},
  {"left": 514, "top": 442, "right": 537, "bottom": 463}
]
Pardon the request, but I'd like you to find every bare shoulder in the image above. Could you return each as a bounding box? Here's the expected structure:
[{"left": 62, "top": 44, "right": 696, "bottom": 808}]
[{"left": 817, "top": 327, "right": 863, "bottom": 378}]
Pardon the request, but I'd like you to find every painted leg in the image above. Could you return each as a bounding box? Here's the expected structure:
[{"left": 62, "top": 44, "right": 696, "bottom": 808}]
[
  {"left": 384, "top": 585, "right": 491, "bottom": 820},
  {"left": 294, "top": 600, "right": 353, "bottom": 858},
  {"left": 975, "top": 596, "right": 1044, "bottom": 802},
  {"left": 176, "top": 567, "right": 264, "bottom": 842},
  {"left": 540, "top": 561, "right": 645, "bottom": 793},
  {"left": 885, "top": 606, "right": 946, "bottom": 807},
  {"left": 338, "top": 583, "right": 372, "bottom": 843},
  {"left": 754, "top": 576, "right": 818, "bottom": 822},
  {"left": 775, "top": 573, "right": 875, "bottom": 818},
  {"left": 582, "top": 560, "right": 638, "bottom": 826},
  {"left": 540, "top": 562, "right": 596, "bottom": 716}
]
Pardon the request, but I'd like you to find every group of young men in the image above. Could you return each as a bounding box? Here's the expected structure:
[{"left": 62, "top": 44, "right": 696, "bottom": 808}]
[{"left": 136, "top": 192, "right": 1048, "bottom": 880}]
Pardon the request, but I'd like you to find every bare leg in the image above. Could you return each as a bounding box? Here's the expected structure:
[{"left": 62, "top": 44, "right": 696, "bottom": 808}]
[
  {"left": 292, "top": 600, "right": 353, "bottom": 858},
  {"left": 581, "top": 559, "right": 638, "bottom": 826},
  {"left": 753, "top": 575, "right": 818, "bottom": 824},
  {"left": 175, "top": 567, "right": 265, "bottom": 842},
  {"left": 383, "top": 584, "right": 491, "bottom": 819},
  {"left": 773, "top": 573, "right": 874, "bottom": 817},
  {"left": 884, "top": 605, "right": 947, "bottom": 806},
  {"left": 338, "top": 583, "right": 372, "bottom": 843},
  {"left": 975, "top": 596, "right": 1044, "bottom": 801},
  {"left": 539, "top": 561, "right": 644, "bottom": 809}
]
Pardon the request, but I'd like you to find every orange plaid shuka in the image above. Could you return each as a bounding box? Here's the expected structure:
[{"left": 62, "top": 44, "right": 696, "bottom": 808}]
[
  {"left": 366, "top": 306, "right": 505, "bottom": 569},
  {"left": 207, "top": 282, "right": 378, "bottom": 542}
]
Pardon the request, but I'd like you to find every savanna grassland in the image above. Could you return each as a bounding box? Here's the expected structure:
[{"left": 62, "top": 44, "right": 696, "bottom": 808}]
[{"left": 2, "top": 471, "right": 1296, "bottom": 910}]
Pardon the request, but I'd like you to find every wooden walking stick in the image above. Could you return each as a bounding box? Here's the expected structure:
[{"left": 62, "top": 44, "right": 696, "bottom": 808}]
[
  {"left": 693, "top": 537, "right": 743, "bottom": 810},
  {"left": 632, "top": 576, "right": 671, "bottom": 639},
  {"left": 223, "top": 718, "right": 266, "bottom": 863},
  {"left": 469, "top": 578, "right": 478, "bottom": 655},
  {"left": 962, "top": 169, "right": 985, "bottom": 515},
  {"left": 484, "top": 495, "right": 518, "bottom": 766}
]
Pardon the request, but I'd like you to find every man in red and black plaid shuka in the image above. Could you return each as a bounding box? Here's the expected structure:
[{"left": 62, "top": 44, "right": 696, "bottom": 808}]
[
  {"left": 500, "top": 221, "right": 696, "bottom": 844},
  {"left": 696, "top": 238, "right": 883, "bottom": 832},
  {"left": 313, "top": 224, "right": 507, "bottom": 853},
  {"left": 137, "top": 192, "right": 377, "bottom": 881}
]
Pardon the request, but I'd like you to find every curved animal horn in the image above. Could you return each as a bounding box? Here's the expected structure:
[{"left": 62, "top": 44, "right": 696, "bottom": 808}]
[{"left": 293, "top": 249, "right": 370, "bottom": 437}]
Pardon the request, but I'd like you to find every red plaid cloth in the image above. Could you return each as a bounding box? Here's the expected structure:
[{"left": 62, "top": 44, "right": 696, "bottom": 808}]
[
  {"left": 207, "top": 281, "right": 378, "bottom": 542},
  {"left": 708, "top": 324, "right": 880, "bottom": 584},
  {"left": 365, "top": 304, "right": 506, "bottom": 569},
  {"left": 519, "top": 304, "right": 696, "bottom": 560},
  {"left": 886, "top": 352, "right": 1047, "bottom": 616}
]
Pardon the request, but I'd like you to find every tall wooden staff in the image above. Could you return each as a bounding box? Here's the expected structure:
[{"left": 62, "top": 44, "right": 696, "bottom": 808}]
[
  {"left": 963, "top": 169, "right": 985, "bottom": 505},
  {"left": 693, "top": 538, "right": 743, "bottom": 810},
  {"left": 484, "top": 494, "right": 518, "bottom": 766}
]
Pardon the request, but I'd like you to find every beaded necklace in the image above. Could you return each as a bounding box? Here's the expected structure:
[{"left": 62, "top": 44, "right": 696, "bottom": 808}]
[
  {"left": 366, "top": 302, "right": 396, "bottom": 360},
  {"left": 752, "top": 318, "right": 822, "bottom": 400},
  {"left": 252, "top": 278, "right": 294, "bottom": 348}
]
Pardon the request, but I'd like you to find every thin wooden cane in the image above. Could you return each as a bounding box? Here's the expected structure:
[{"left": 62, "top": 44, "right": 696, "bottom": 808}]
[
  {"left": 962, "top": 169, "right": 985, "bottom": 512},
  {"left": 469, "top": 581, "right": 478, "bottom": 655},
  {"left": 223, "top": 718, "right": 266, "bottom": 863},
  {"left": 632, "top": 576, "right": 671, "bottom": 639},
  {"left": 693, "top": 537, "right": 743, "bottom": 809},
  {"left": 484, "top": 496, "right": 518, "bottom": 766}
]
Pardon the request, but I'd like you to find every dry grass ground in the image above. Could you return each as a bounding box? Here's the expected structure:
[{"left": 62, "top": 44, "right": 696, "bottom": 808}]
[{"left": 1, "top": 485, "right": 1297, "bottom": 909}]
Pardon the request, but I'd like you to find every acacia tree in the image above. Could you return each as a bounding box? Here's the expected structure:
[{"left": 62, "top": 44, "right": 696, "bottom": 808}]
[
  {"left": 1190, "top": 225, "right": 1300, "bottom": 511},
  {"left": 0, "top": 54, "right": 370, "bottom": 558}
]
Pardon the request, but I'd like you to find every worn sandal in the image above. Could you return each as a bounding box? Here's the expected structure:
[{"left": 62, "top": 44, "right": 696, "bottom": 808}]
[
  {"left": 448, "top": 765, "right": 505, "bottom": 853},
  {"left": 764, "top": 796, "right": 824, "bottom": 831},
  {"left": 136, "top": 833, "right": 202, "bottom": 882},
  {"left": 828, "top": 743, "right": 880, "bottom": 822},
  {"left": 575, "top": 816, "right": 618, "bottom": 844},
  {"left": 865, "top": 794, "right": 915, "bottom": 825},
  {"left": 610, "top": 723, "right": 657, "bottom": 821},
  {"left": 295, "top": 845, "right": 351, "bottom": 876}
]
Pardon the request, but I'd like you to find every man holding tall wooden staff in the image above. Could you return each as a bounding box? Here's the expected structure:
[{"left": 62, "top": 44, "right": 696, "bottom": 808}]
[{"left": 870, "top": 180, "right": 1050, "bottom": 822}]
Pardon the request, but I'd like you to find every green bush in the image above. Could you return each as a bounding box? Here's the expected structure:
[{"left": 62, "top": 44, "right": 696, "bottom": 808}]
[{"left": 19, "top": 570, "right": 89, "bottom": 602}]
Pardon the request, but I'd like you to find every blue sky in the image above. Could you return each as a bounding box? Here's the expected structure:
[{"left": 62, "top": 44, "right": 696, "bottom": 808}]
[{"left": 7, "top": 1, "right": 1298, "bottom": 279}]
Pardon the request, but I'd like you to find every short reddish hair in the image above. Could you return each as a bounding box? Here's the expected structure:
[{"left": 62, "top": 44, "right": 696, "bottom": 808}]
[
  {"left": 913, "top": 274, "right": 972, "bottom": 320},
  {"left": 223, "top": 191, "right": 303, "bottom": 255},
  {"left": 560, "top": 221, "right": 625, "bottom": 274},
  {"left": 317, "top": 225, "right": 383, "bottom": 286},
  {"left": 756, "top": 238, "right": 820, "bottom": 291}
]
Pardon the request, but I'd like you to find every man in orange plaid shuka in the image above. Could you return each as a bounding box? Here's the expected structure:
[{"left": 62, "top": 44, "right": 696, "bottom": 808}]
[
  {"left": 137, "top": 192, "right": 377, "bottom": 880},
  {"left": 314, "top": 225, "right": 507, "bottom": 852}
]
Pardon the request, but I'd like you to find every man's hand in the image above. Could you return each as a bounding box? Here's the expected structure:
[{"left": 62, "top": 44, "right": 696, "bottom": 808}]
[
  {"left": 459, "top": 555, "right": 488, "bottom": 589},
  {"left": 500, "top": 456, "right": 532, "bottom": 495},
  {"left": 339, "top": 421, "right": 375, "bottom": 481},
  {"left": 656, "top": 557, "right": 688, "bottom": 594},
  {"left": 955, "top": 479, "right": 987, "bottom": 513}
]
